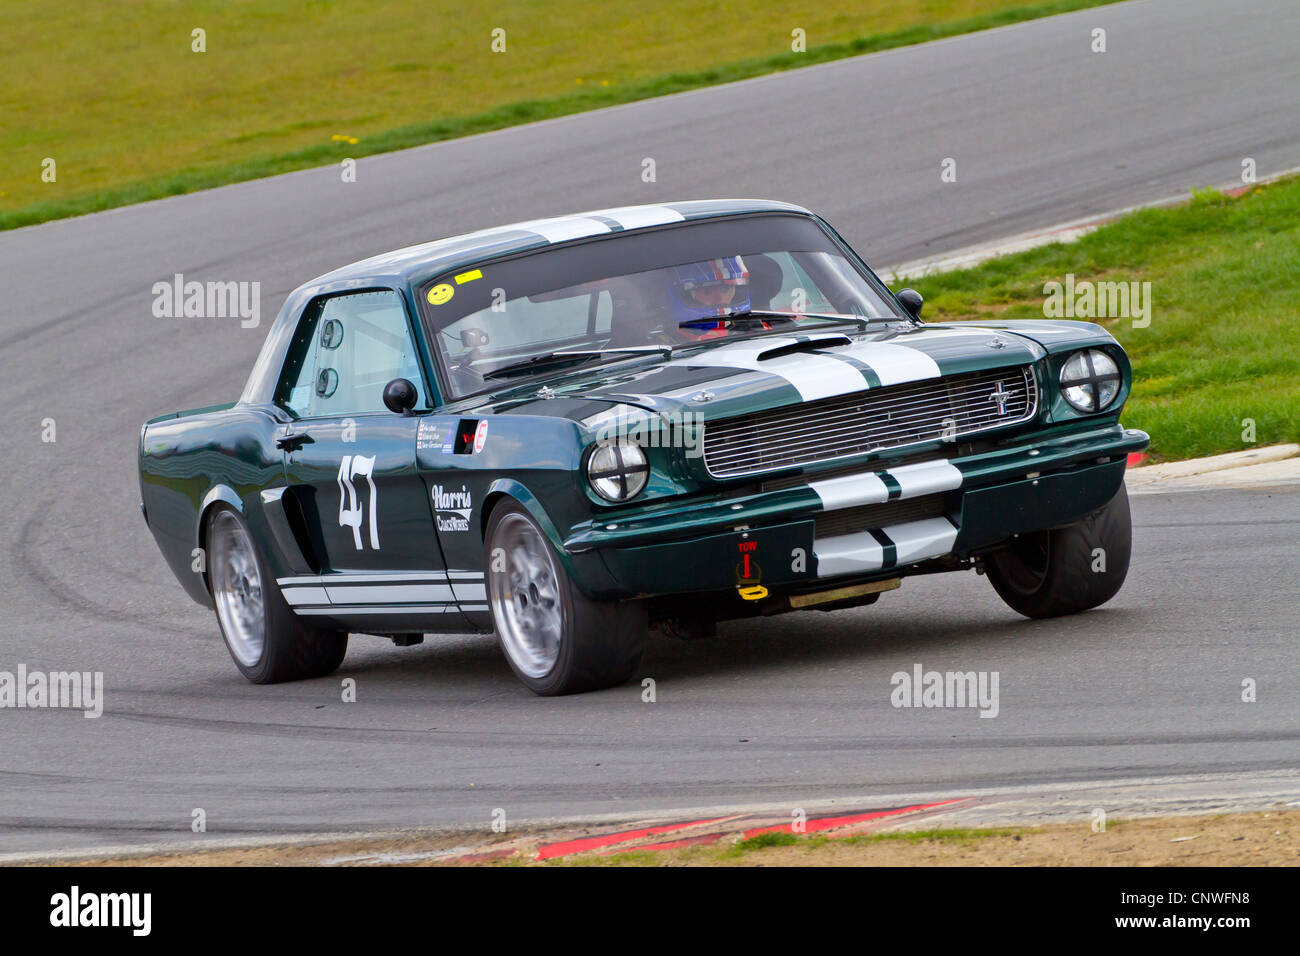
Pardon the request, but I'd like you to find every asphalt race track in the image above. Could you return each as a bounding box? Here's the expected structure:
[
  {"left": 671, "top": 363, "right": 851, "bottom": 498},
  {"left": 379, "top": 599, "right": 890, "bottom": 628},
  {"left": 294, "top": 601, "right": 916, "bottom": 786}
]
[{"left": 1, "top": 0, "right": 1297, "bottom": 854}]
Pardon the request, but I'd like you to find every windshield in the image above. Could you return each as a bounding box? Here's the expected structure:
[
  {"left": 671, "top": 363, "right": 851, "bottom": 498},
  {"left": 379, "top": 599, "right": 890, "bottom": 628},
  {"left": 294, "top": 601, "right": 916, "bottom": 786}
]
[{"left": 418, "top": 214, "right": 902, "bottom": 399}]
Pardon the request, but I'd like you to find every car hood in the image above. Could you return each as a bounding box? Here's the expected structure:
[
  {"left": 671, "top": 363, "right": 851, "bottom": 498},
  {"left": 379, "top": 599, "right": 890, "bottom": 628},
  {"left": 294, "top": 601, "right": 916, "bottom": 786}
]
[{"left": 471, "top": 322, "right": 1080, "bottom": 426}]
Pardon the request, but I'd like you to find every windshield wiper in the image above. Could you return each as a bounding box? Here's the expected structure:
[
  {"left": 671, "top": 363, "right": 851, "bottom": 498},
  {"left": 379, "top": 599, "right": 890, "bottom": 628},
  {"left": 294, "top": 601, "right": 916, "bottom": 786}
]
[
  {"left": 480, "top": 346, "right": 669, "bottom": 381},
  {"left": 679, "top": 309, "right": 873, "bottom": 331}
]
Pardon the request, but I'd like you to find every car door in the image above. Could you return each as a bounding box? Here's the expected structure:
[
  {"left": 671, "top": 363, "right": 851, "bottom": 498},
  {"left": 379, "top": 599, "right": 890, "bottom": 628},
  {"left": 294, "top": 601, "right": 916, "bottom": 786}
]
[{"left": 274, "top": 289, "right": 462, "bottom": 618}]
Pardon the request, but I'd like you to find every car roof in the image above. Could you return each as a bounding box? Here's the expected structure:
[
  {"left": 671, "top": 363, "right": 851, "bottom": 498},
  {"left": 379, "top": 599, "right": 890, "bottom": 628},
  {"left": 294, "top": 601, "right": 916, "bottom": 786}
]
[{"left": 304, "top": 199, "right": 813, "bottom": 291}]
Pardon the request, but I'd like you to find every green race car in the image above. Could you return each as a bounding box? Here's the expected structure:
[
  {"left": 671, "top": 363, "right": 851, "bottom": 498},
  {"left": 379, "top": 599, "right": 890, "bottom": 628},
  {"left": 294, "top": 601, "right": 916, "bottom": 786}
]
[{"left": 139, "top": 200, "right": 1149, "bottom": 694}]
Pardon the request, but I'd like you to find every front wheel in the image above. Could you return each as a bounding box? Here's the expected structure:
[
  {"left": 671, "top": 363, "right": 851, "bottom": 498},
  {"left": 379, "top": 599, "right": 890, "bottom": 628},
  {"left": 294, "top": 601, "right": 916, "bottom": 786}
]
[
  {"left": 207, "top": 507, "right": 348, "bottom": 683},
  {"left": 485, "top": 501, "right": 645, "bottom": 695},
  {"left": 984, "top": 483, "right": 1132, "bottom": 619}
]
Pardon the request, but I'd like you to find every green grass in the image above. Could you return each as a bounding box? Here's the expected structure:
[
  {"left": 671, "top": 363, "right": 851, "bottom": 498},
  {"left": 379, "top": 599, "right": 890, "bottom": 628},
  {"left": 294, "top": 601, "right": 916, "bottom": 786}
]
[
  {"left": 547, "top": 826, "right": 1029, "bottom": 865},
  {"left": 900, "top": 177, "right": 1300, "bottom": 462},
  {"left": 1, "top": 0, "right": 1118, "bottom": 231},
  {"left": 726, "top": 826, "right": 1021, "bottom": 855}
]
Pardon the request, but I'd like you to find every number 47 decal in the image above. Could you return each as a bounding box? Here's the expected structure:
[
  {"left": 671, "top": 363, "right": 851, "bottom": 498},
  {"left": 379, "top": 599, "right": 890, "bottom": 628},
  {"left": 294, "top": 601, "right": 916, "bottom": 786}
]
[{"left": 338, "top": 454, "right": 379, "bottom": 550}]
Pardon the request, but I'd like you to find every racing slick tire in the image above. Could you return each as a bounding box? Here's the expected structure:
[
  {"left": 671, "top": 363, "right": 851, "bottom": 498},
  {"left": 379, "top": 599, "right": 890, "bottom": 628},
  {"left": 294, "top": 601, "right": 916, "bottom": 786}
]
[
  {"left": 206, "top": 506, "right": 348, "bottom": 683},
  {"left": 485, "top": 500, "right": 646, "bottom": 695},
  {"left": 984, "top": 483, "right": 1132, "bottom": 619}
]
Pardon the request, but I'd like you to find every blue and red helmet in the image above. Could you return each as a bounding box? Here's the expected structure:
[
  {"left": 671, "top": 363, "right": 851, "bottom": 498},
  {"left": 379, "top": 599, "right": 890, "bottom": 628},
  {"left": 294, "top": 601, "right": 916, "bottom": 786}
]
[{"left": 668, "top": 256, "right": 750, "bottom": 327}]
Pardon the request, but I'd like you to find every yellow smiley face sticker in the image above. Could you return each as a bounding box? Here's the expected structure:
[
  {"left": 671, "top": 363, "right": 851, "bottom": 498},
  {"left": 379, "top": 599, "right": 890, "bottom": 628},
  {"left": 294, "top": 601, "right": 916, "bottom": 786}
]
[{"left": 427, "top": 283, "right": 455, "bottom": 305}]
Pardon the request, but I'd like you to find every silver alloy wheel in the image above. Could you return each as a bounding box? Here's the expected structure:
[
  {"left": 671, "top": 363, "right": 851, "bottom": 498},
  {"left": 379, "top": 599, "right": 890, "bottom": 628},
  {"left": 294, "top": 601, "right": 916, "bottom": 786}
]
[
  {"left": 488, "top": 513, "right": 564, "bottom": 679},
  {"left": 210, "top": 510, "right": 266, "bottom": 668}
]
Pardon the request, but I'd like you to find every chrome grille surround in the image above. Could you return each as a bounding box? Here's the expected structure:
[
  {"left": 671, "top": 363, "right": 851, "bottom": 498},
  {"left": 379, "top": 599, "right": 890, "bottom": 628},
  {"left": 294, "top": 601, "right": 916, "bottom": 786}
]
[{"left": 702, "top": 365, "right": 1038, "bottom": 479}]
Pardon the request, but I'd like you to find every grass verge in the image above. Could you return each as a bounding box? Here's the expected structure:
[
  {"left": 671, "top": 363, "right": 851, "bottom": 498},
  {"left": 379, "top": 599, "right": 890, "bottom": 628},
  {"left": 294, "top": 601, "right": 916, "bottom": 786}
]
[
  {"left": 57, "top": 809, "right": 1298, "bottom": 866},
  {"left": 2, "top": 0, "right": 1118, "bottom": 231},
  {"left": 901, "top": 177, "right": 1300, "bottom": 462}
]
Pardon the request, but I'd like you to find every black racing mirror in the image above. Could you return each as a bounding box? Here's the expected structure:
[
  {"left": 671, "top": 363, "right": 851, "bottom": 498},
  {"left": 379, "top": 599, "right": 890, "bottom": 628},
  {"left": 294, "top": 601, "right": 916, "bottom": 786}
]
[
  {"left": 896, "top": 288, "right": 924, "bottom": 319},
  {"left": 383, "top": 378, "right": 418, "bottom": 415}
]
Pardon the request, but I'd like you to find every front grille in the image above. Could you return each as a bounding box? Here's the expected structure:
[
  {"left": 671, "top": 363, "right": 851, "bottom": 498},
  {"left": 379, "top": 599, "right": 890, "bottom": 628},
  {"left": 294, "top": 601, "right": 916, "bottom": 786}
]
[
  {"left": 759, "top": 450, "right": 945, "bottom": 494},
  {"left": 813, "top": 494, "right": 948, "bottom": 539},
  {"left": 702, "top": 365, "right": 1037, "bottom": 478}
]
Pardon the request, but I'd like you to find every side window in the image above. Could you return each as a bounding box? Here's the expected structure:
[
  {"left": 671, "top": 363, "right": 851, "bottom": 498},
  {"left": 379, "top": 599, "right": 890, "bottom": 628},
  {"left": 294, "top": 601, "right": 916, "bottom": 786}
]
[{"left": 276, "top": 290, "right": 428, "bottom": 418}]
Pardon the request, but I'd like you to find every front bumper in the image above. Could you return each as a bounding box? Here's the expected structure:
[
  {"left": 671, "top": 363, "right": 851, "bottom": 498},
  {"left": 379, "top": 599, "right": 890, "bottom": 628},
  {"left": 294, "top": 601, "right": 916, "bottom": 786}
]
[{"left": 565, "top": 422, "right": 1149, "bottom": 599}]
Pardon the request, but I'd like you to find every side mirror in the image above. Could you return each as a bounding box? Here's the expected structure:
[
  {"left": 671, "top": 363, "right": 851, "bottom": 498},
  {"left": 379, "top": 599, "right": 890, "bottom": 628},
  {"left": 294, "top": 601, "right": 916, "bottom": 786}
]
[
  {"left": 896, "top": 288, "right": 923, "bottom": 319},
  {"left": 383, "top": 378, "right": 418, "bottom": 416}
]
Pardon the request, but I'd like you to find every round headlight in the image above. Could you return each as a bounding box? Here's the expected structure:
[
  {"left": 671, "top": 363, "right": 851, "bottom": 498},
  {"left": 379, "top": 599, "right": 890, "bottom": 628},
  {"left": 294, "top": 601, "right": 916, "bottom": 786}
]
[
  {"left": 1059, "top": 349, "right": 1121, "bottom": 413},
  {"left": 586, "top": 442, "right": 649, "bottom": 502}
]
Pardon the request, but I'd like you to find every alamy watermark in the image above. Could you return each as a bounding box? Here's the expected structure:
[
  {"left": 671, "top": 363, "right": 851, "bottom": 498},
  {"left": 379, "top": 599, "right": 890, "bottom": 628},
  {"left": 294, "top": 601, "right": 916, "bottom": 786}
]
[
  {"left": 1043, "top": 274, "right": 1151, "bottom": 328},
  {"left": 0, "top": 665, "right": 103, "bottom": 718},
  {"left": 890, "top": 663, "right": 999, "bottom": 718},
  {"left": 50, "top": 886, "right": 150, "bottom": 936},
  {"left": 152, "top": 273, "right": 260, "bottom": 328}
]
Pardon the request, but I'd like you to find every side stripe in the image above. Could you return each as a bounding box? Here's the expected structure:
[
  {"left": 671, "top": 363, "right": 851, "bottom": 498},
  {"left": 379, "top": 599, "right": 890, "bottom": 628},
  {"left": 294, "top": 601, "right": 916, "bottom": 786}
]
[
  {"left": 296, "top": 605, "right": 459, "bottom": 616},
  {"left": 282, "top": 587, "right": 329, "bottom": 607},
  {"left": 451, "top": 582, "right": 487, "bottom": 602},
  {"left": 277, "top": 571, "right": 483, "bottom": 587},
  {"left": 323, "top": 584, "right": 455, "bottom": 604}
]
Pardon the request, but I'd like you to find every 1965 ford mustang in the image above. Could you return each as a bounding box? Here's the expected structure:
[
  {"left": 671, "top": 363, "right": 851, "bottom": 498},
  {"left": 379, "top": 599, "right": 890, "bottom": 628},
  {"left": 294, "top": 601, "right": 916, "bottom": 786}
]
[{"left": 139, "top": 200, "right": 1149, "bottom": 694}]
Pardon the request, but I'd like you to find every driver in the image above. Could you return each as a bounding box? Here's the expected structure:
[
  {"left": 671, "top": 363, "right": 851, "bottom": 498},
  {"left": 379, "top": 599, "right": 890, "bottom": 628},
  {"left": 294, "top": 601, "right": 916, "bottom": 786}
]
[{"left": 668, "top": 256, "right": 754, "bottom": 340}]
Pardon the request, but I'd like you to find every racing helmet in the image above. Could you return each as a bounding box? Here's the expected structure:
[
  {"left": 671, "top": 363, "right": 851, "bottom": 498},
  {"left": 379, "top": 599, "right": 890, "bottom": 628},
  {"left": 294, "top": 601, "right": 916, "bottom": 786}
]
[{"left": 669, "top": 256, "right": 750, "bottom": 327}]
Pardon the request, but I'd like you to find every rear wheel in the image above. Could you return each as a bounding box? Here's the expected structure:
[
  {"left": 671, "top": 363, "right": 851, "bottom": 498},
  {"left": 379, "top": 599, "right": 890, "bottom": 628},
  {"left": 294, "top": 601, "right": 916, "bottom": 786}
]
[
  {"left": 486, "top": 501, "right": 645, "bottom": 695},
  {"left": 207, "top": 507, "right": 348, "bottom": 683},
  {"left": 984, "top": 483, "right": 1132, "bottom": 619}
]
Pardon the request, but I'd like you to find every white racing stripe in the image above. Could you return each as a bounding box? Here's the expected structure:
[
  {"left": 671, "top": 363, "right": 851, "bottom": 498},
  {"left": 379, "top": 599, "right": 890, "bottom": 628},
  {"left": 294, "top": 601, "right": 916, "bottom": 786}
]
[
  {"left": 808, "top": 460, "right": 961, "bottom": 510},
  {"left": 814, "top": 531, "right": 886, "bottom": 577},
  {"left": 451, "top": 582, "right": 488, "bottom": 603},
  {"left": 277, "top": 571, "right": 469, "bottom": 586},
  {"left": 809, "top": 471, "right": 890, "bottom": 510},
  {"left": 297, "top": 605, "right": 459, "bottom": 616},
  {"left": 447, "top": 570, "right": 485, "bottom": 580},
  {"left": 814, "top": 516, "right": 958, "bottom": 577},
  {"left": 281, "top": 587, "right": 329, "bottom": 607},
  {"left": 685, "top": 337, "right": 868, "bottom": 401},
  {"left": 889, "top": 460, "right": 963, "bottom": 498},
  {"left": 521, "top": 217, "right": 612, "bottom": 243},
  {"left": 842, "top": 341, "right": 942, "bottom": 386},
  {"left": 324, "top": 584, "right": 456, "bottom": 604},
  {"left": 884, "top": 517, "right": 959, "bottom": 565},
  {"left": 600, "top": 205, "right": 686, "bottom": 230},
  {"left": 277, "top": 571, "right": 484, "bottom": 613}
]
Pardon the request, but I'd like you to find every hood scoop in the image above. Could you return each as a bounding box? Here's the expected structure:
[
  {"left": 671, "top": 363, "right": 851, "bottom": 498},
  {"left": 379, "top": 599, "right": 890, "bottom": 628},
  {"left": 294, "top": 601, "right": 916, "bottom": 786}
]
[{"left": 757, "top": 335, "right": 853, "bottom": 360}]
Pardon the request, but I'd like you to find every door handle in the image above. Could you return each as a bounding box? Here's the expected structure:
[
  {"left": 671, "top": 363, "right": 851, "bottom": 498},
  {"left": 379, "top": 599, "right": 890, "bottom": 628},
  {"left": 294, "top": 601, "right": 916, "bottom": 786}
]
[{"left": 276, "top": 431, "right": 314, "bottom": 452}]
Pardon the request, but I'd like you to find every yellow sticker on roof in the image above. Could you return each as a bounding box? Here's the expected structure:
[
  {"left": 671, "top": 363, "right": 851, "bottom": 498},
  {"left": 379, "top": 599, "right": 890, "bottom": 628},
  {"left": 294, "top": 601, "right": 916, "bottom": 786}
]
[
  {"left": 454, "top": 269, "right": 483, "bottom": 284},
  {"left": 427, "top": 283, "right": 454, "bottom": 305}
]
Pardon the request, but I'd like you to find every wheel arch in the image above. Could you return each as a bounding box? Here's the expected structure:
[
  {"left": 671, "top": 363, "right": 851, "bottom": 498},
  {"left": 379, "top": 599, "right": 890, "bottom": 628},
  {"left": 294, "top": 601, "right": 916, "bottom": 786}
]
[
  {"left": 196, "top": 485, "right": 246, "bottom": 598},
  {"left": 481, "top": 479, "right": 568, "bottom": 557}
]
